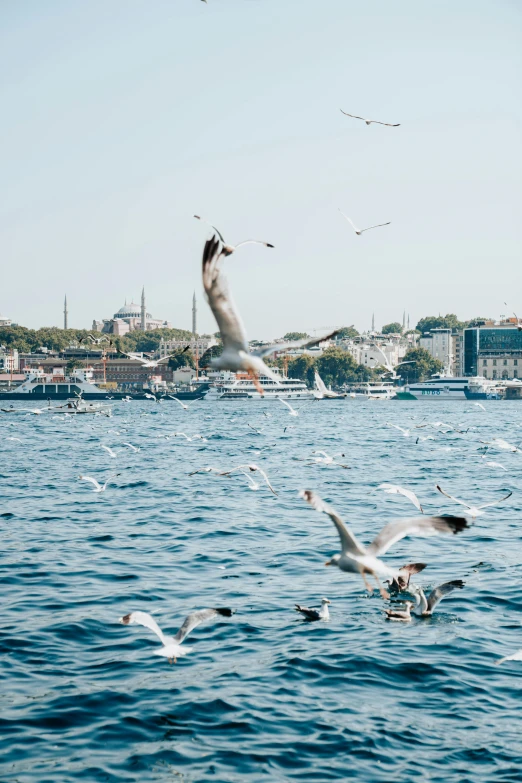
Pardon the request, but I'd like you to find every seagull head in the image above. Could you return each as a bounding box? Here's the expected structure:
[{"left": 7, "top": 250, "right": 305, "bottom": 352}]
[
  {"left": 325, "top": 554, "right": 341, "bottom": 567},
  {"left": 321, "top": 598, "right": 331, "bottom": 605}
]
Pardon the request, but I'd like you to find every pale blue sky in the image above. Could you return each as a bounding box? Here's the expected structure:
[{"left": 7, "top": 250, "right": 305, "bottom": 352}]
[{"left": 1, "top": 0, "right": 521, "bottom": 337}]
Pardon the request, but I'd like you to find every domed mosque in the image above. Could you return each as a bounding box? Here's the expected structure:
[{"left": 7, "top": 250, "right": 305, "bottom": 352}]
[{"left": 92, "top": 288, "right": 172, "bottom": 335}]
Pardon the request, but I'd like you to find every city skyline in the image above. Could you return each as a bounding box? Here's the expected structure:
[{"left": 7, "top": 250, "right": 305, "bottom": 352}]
[{"left": 1, "top": 1, "right": 520, "bottom": 337}]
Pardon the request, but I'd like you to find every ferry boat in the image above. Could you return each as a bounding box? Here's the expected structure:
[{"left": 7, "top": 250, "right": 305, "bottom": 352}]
[
  {"left": 345, "top": 382, "right": 397, "bottom": 400},
  {"left": 395, "top": 375, "right": 500, "bottom": 401},
  {"left": 218, "top": 368, "right": 314, "bottom": 400},
  {"left": 313, "top": 372, "right": 347, "bottom": 400},
  {"left": 0, "top": 368, "right": 209, "bottom": 401}
]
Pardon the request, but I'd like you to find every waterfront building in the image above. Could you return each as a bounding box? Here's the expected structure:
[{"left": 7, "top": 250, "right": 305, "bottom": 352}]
[
  {"left": 419, "top": 328, "right": 453, "bottom": 372},
  {"left": 92, "top": 289, "right": 172, "bottom": 335},
  {"left": 463, "top": 321, "right": 522, "bottom": 379},
  {"left": 192, "top": 292, "right": 197, "bottom": 337},
  {"left": 0, "top": 349, "right": 19, "bottom": 372}
]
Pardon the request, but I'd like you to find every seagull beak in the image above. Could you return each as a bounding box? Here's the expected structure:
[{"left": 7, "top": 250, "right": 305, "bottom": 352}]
[{"left": 324, "top": 560, "right": 333, "bottom": 566}]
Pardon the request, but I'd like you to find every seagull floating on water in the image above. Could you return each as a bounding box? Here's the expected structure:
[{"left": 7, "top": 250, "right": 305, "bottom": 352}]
[
  {"left": 412, "top": 579, "right": 465, "bottom": 616},
  {"left": 300, "top": 490, "right": 469, "bottom": 598},
  {"left": 436, "top": 484, "right": 512, "bottom": 518},
  {"left": 339, "top": 209, "right": 390, "bottom": 236},
  {"left": 340, "top": 109, "right": 400, "bottom": 127},
  {"left": 295, "top": 598, "right": 331, "bottom": 621},
  {"left": 119, "top": 608, "right": 234, "bottom": 663}
]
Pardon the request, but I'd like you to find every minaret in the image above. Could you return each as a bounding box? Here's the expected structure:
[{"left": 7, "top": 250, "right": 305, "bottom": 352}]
[
  {"left": 64, "top": 295, "right": 68, "bottom": 330},
  {"left": 407, "top": 314, "right": 410, "bottom": 330},
  {"left": 371, "top": 312, "right": 375, "bottom": 332},
  {"left": 141, "top": 287, "right": 146, "bottom": 331},
  {"left": 402, "top": 310, "right": 406, "bottom": 331},
  {"left": 192, "top": 291, "right": 197, "bottom": 338}
]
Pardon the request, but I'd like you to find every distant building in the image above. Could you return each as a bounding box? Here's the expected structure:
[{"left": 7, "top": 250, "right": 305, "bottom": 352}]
[
  {"left": 419, "top": 328, "right": 453, "bottom": 372},
  {"left": 92, "top": 289, "right": 172, "bottom": 335},
  {"left": 0, "top": 313, "right": 12, "bottom": 327},
  {"left": 0, "top": 349, "right": 19, "bottom": 372},
  {"left": 463, "top": 322, "right": 522, "bottom": 380},
  {"left": 158, "top": 335, "right": 218, "bottom": 357}
]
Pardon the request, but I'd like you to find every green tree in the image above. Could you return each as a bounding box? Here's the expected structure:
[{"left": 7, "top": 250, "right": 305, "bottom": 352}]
[
  {"left": 283, "top": 332, "right": 310, "bottom": 341},
  {"left": 66, "top": 358, "right": 85, "bottom": 374},
  {"left": 287, "top": 354, "right": 317, "bottom": 387},
  {"left": 168, "top": 350, "right": 195, "bottom": 371},
  {"left": 415, "top": 314, "right": 463, "bottom": 334},
  {"left": 382, "top": 322, "right": 402, "bottom": 334},
  {"left": 335, "top": 326, "right": 359, "bottom": 339},
  {"left": 396, "top": 347, "right": 443, "bottom": 382},
  {"left": 199, "top": 343, "right": 223, "bottom": 368},
  {"left": 316, "top": 348, "right": 360, "bottom": 386}
]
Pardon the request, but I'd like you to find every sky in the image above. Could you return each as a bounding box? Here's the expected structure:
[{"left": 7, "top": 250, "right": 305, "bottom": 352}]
[{"left": 1, "top": 0, "right": 521, "bottom": 339}]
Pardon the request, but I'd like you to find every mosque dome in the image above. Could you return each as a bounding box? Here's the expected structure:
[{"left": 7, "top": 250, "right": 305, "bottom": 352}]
[{"left": 114, "top": 302, "right": 151, "bottom": 319}]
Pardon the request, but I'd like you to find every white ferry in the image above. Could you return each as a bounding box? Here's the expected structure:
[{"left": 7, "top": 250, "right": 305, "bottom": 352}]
[
  {"left": 0, "top": 368, "right": 113, "bottom": 400},
  {"left": 218, "top": 368, "right": 314, "bottom": 400},
  {"left": 395, "top": 375, "right": 500, "bottom": 401},
  {"left": 345, "top": 382, "right": 396, "bottom": 400}
]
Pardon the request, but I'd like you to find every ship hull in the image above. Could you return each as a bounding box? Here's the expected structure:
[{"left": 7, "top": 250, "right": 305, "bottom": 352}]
[{"left": 0, "top": 391, "right": 207, "bottom": 401}]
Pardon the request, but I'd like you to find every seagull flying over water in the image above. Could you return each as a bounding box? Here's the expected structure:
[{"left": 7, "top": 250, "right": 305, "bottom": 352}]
[
  {"left": 377, "top": 483, "right": 424, "bottom": 513},
  {"left": 386, "top": 422, "right": 411, "bottom": 437},
  {"left": 79, "top": 473, "right": 120, "bottom": 493},
  {"left": 497, "top": 648, "right": 522, "bottom": 665},
  {"left": 168, "top": 396, "right": 198, "bottom": 410},
  {"left": 279, "top": 398, "right": 299, "bottom": 417},
  {"left": 435, "top": 484, "right": 512, "bottom": 518},
  {"left": 220, "top": 463, "right": 277, "bottom": 495},
  {"left": 119, "top": 608, "right": 234, "bottom": 663},
  {"left": 295, "top": 598, "right": 331, "bottom": 621},
  {"left": 338, "top": 209, "right": 390, "bottom": 236},
  {"left": 300, "top": 490, "right": 469, "bottom": 598},
  {"left": 340, "top": 109, "right": 400, "bottom": 127},
  {"left": 202, "top": 235, "right": 340, "bottom": 394},
  {"left": 123, "top": 443, "right": 140, "bottom": 452},
  {"left": 195, "top": 215, "right": 274, "bottom": 256},
  {"left": 101, "top": 445, "right": 117, "bottom": 458}
]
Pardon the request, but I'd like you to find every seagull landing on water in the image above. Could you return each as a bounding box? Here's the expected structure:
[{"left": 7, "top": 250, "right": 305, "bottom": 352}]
[
  {"left": 295, "top": 598, "right": 331, "bottom": 621},
  {"left": 79, "top": 473, "right": 120, "bottom": 493},
  {"left": 377, "top": 484, "right": 424, "bottom": 513},
  {"left": 340, "top": 109, "right": 400, "bottom": 127},
  {"left": 412, "top": 579, "right": 465, "bottom": 617},
  {"left": 119, "top": 608, "right": 234, "bottom": 663},
  {"left": 387, "top": 562, "right": 427, "bottom": 592},
  {"left": 436, "top": 484, "right": 512, "bottom": 519},
  {"left": 300, "top": 490, "right": 469, "bottom": 598},
  {"left": 195, "top": 215, "right": 274, "bottom": 256},
  {"left": 339, "top": 209, "right": 391, "bottom": 236},
  {"left": 202, "top": 234, "right": 340, "bottom": 395}
]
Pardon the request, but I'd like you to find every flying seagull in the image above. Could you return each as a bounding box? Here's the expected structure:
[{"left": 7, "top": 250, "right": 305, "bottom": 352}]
[
  {"left": 195, "top": 215, "right": 274, "bottom": 256},
  {"left": 219, "top": 463, "right": 277, "bottom": 495},
  {"left": 387, "top": 562, "right": 427, "bottom": 592},
  {"left": 300, "top": 490, "right": 469, "bottom": 598},
  {"left": 122, "top": 352, "right": 174, "bottom": 368},
  {"left": 340, "top": 109, "right": 400, "bottom": 127},
  {"left": 79, "top": 473, "right": 120, "bottom": 493},
  {"left": 202, "top": 235, "right": 340, "bottom": 394},
  {"left": 168, "top": 396, "right": 197, "bottom": 410},
  {"left": 295, "top": 598, "right": 331, "bottom": 621},
  {"left": 497, "top": 648, "right": 522, "bottom": 665},
  {"left": 435, "top": 484, "right": 512, "bottom": 518},
  {"left": 119, "top": 608, "right": 234, "bottom": 663},
  {"left": 339, "top": 209, "right": 390, "bottom": 236},
  {"left": 377, "top": 483, "right": 424, "bottom": 513},
  {"left": 279, "top": 398, "right": 299, "bottom": 417},
  {"left": 101, "top": 445, "right": 117, "bottom": 458},
  {"left": 412, "top": 579, "right": 465, "bottom": 616}
]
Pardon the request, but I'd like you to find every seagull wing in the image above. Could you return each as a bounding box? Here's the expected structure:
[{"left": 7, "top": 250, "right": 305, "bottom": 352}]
[
  {"left": 254, "top": 329, "right": 341, "bottom": 359},
  {"left": 367, "top": 515, "right": 470, "bottom": 557},
  {"left": 476, "top": 491, "right": 512, "bottom": 510},
  {"left": 435, "top": 484, "right": 471, "bottom": 510},
  {"left": 338, "top": 209, "right": 358, "bottom": 233},
  {"left": 497, "top": 649, "right": 522, "bottom": 665},
  {"left": 358, "top": 222, "right": 391, "bottom": 233},
  {"left": 170, "top": 396, "right": 185, "bottom": 408},
  {"left": 194, "top": 215, "right": 225, "bottom": 243},
  {"left": 79, "top": 475, "right": 102, "bottom": 491},
  {"left": 371, "top": 120, "right": 401, "bottom": 127},
  {"left": 173, "top": 607, "right": 233, "bottom": 644},
  {"left": 279, "top": 398, "right": 294, "bottom": 412},
  {"left": 300, "top": 490, "right": 367, "bottom": 556},
  {"left": 378, "top": 484, "right": 423, "bottom": 513},
  {"left": 295, "top": 605, "right": 320, "bottom": 620},
  {"left": 339, "top": 110, "right": 366, "bottom": 121},
  {"left": 120, "top": 611, "right": 169, "bottom": 645},
  {"left": 254, "top": 466, "right": 277, "bottom": 495},
  {"left": 202, "top": 236, "right": 249, "bottom": 354},
  {"left": 426, "top": 580, "right": 465, "bottom": 612}
]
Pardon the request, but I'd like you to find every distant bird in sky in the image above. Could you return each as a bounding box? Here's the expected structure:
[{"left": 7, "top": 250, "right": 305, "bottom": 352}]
[
  {"left": 340, "top": 109, "right": 400, "bottom": 127},
  {"left": 338, "top": 209, "right": 390, "bottom": 236},
  {"left": 202, "top": 235, "right": 340, "bottom": 393},
  {"left": 194, "top": 215, "right": 274, "bottom": 256},
  {"left": 300, "top": 490, "right": 469, "bottom": 598},
  {"left": 436, "top": 484, "right": 512, "bottom": 518},
  {"left": 119, "top": 608, "right": 234, "bottom": 663},
  {"left": 295, "top": 598, "right": 331, "bottom": 621},
  {"left": 79, "top": 473, "right": 120, "bottom": 493},
  {"left": 377, "top": 483, "right": 424, "bottom": 513}
]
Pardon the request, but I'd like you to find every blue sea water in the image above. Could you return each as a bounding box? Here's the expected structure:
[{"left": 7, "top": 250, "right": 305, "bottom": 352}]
[{"left": 1, "top": 399, "right": 521, "bottom": 782}]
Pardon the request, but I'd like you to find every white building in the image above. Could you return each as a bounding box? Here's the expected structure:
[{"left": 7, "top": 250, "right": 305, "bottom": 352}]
[
  {"left": 158, "top": 336, "right": 218, "bottom": 357},
  {"left": 419, "top": 328, "right": 453, "bottom": 373},
  {"left": 0, "top": 313, "right": 12, "bottom": 327},
  {"left": 0, "top": 349, "right": 19, "bottom": 372},
  {"left": 341, "top": 338, "right": 408, "bottom": 370}
]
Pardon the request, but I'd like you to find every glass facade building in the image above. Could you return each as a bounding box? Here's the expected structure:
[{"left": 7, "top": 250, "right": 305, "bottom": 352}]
[{"left": 463, "top": 327, "right": 522, "bottom": 377}]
